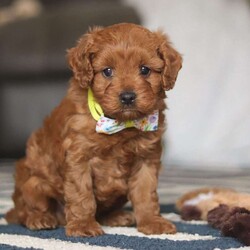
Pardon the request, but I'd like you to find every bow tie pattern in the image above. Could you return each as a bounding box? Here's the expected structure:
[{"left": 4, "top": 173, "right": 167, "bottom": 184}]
[
  {"left": 96, "top": 110, "right": 159, "bottom": 134},
  {"left": 88, "top": 88, "right": 159, "bottom": 135}
]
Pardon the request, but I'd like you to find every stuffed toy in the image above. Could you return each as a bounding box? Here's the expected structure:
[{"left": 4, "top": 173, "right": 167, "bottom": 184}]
[{"left": 176, "top": 187, "right": 250, "bottom": 246}]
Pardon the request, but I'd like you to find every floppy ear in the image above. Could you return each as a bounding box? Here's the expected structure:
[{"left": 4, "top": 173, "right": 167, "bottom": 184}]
[
  {"left": 156, "top": 32, "right": 182, "bottom": 91},
  {"left": 67, "top": 27, "right": 102, "bottom": 88}
]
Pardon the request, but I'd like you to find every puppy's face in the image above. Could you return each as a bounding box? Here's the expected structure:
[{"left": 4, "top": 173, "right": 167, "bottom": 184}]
[{"left": 68, "top": 23, "right": 182, "bottom": 121}]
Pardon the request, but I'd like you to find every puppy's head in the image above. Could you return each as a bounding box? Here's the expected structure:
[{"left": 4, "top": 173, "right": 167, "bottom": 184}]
[{"left": 68, "top": 23, "right": 182, "bottom": 121}]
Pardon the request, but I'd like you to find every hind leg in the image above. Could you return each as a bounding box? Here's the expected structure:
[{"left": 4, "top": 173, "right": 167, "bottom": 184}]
[
  {"left": 19, "top": 176, "right": 61, "bottom": 230},
  {"left": 23, "top": 176, "right": 60, "bottom": 230},
  {"left": 6, "top": 159, "right": 63, "bottom": 229},
  {"left": 97, "top": 196, "right": 135, "bottom": 227},
  {"left": 98, "top": 210, "right": 135, "bottom": 227}
]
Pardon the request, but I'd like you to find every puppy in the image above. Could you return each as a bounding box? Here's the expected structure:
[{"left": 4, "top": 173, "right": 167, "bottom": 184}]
[{"left": 6, "top": 23, "right": 182, "bottom": 237}]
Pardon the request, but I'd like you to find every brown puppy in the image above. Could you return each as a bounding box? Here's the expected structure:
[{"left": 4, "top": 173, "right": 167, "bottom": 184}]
[{"left": 6, "top": 23, "right": 182, "bottom": 237}]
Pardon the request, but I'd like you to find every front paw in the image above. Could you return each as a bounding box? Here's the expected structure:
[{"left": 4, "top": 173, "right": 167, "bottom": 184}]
[
  {"left": 66, "top": 219, "right": 104, "bottom": 237},
  {"left": 138, "top": 216, "right": 176, "bottom": 235}
]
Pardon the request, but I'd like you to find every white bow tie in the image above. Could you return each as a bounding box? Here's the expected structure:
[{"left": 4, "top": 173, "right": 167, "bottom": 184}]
[{"left": 96, "top": 110, "right": 159, "bottom": 134}]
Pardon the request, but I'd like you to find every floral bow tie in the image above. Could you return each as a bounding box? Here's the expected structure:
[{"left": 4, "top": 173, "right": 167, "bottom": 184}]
[{"left": 88, "top": 89, "right": 159, "bottom": 135}]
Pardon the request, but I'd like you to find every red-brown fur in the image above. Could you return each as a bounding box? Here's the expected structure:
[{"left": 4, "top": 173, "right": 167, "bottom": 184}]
[{"left": 6, "top": 23, "right": 182, "bottom": 236}]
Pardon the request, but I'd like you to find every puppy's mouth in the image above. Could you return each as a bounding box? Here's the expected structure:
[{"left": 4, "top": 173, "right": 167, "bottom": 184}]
[{"left": 108, "top": 108, "right": 146, "bottom": 122}]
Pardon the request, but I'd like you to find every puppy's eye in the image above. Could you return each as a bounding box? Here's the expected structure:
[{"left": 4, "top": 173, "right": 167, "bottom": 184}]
[
  {"left": 102, "top": 68, "right": 113, "bottom": 78},
  {"left": 140, "top": 66, "right": 151, "bottom": 76}
]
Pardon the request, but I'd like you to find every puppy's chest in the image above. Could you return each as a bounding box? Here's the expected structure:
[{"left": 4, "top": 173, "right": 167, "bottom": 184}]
[
  {"left": 91, "top": 139, "right": 137, "bottom": 179},
  {"left": 90, "top": 155, "right": 131, "bottom": 203},
  {"left": 90, "top": 137, "right": 141, "bottom": 199},
  {"left": 89, "top": 131, "right": 160, "bottom": 198},
  {"left": 95, "top": 130, "right": 156, "bottom": 157}
]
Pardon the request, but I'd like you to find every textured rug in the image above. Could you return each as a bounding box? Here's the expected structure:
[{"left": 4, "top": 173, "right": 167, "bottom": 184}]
[
  {"left": 1, "top": 163, "right": 250, "bottom": 249},
  {"left": 0, "top": 205, "right": 248, "bottom": 250}
]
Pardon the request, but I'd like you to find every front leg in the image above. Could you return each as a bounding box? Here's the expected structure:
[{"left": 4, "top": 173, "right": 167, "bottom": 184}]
[
  {"left": 64, "top": 147, "right": 104, "bottom": 237},
  {"left": 128, "top": 159, "right": 176, "bottom": 235}
]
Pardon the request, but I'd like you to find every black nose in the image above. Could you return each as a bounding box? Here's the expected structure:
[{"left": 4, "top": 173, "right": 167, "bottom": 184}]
[{"left": 119, "top": 91, "right": 136, "bottom": 105}]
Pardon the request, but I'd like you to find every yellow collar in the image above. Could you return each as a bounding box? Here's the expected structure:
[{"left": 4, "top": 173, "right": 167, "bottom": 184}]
[
  {"left": 88, "top": 88, "right": 104, "bottom": 121},
  {"left": 88, "top": 88, "right": 134, "bottom": 127}
]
